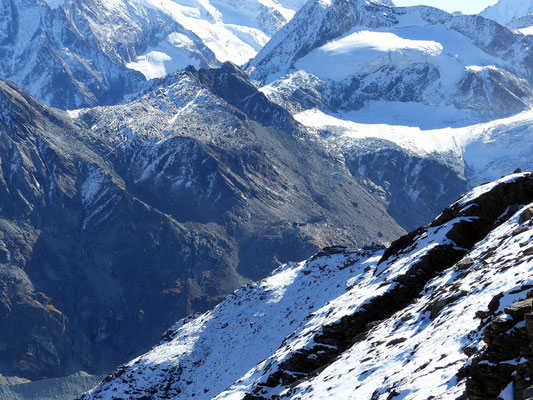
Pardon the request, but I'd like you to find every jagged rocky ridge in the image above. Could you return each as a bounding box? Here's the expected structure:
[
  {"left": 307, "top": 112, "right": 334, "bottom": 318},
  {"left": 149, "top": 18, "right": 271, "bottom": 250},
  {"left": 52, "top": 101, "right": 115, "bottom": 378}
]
[
  {"left": 509, "top": 14, "right": 533, "bottom": 31},
  {"left": 80, "top": 172, "right": 533, "bottom": 400},
  {"left": 0, "top": 62, "right": 407, "bottom": 383},
  {"left": 248, "top": 0, "right": 533, "bottom": 117}
]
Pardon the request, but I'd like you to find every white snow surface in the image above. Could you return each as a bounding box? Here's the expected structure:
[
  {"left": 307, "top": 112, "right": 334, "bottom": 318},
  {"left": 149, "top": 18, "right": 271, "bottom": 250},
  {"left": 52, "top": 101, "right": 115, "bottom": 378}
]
[
  {"left": 249, "top": 1, "right": 523, "bottom": 82},
  {"left": 293, "top": 107, "right": 533, "bottom": 188},
  {"left": 295, "top": 30, "right": 443, "bottom": 80},
  {"left": 481, "top": 0, "right": 533, "bottom": 25},
  {"left": 129, "top": 0, "right": 307, "bottom": 67},
  {"left": 520, "top": 25, "right": 533, "bottom": 34},
  {"left": 125, "top": 31, "right": 210, "bottom": 79},
  {"left": 82, "top": 248, "right": 381, "bottom": 400},
  {"left": 291, "top": 19, "right": 509, "bottom": 87},
  {"left": 249, "top": 0, "right": 532, "bottom": 126},
  {"left": 254, "top": 202, "right": 533, "bottom": 400}
]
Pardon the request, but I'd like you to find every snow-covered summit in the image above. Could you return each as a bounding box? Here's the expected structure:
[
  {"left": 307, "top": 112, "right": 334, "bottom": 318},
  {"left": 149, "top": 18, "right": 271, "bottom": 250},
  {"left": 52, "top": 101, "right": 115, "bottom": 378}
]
[
  {"left": 481, "top": 0, "right": 533, "bottom": 26},
  {"left": 0, "top": 0, "right": 308, "bottom": 108},
  {"left": 247, "top": 0, "right": 533, "bottom": 117},
  {"left": 80, "top": 172, "right": 533, "bottom": 400},
  {"left": 123, "top": 0, "right": 308, "bottom": 69}
]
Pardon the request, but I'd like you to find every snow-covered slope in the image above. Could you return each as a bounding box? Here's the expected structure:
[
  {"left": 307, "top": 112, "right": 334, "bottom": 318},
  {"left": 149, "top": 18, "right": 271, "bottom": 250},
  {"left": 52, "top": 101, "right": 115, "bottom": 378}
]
[
  {"left": 481, "top": 0, "right": 533, "bottom": 26},
  {"left": 0, "top": 0, "right": 307, "bottom": 109},
  {"left": 80, "top": 172, "right": 533, "bottom": 400},
  {"left": 80, "top": 247, "right": 381, "bottom": 400},
  {"left": 247, "top": 0, "right": 533, "bottom": 117},
  {"left": 125, "top": 0, "right": 308, "bottom": 68},
  {"left": 0, "top": 0, "right": 218, "bottom": 108},
  {"left": 293, "top": 107, "right": 533, "bottom": 189},
  {"left": 481, "top": 0, "right": 533, "bottom": 36}
]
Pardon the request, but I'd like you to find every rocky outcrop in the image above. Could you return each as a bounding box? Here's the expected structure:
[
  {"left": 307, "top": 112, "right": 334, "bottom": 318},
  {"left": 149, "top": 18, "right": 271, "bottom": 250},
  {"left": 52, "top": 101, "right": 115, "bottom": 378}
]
[
  {"left": 454, "top": 66, "right": 533, "bottom": 116},
  {"left": 458, "top": 204, "right": 533, "bottom": 400},
  {"left": 343, "top": 139, "right": 467, "bottom": 231},
  {"left": 461, "top": 294, "right": 533, "bottom": 400},
  {"left": 230, "top": 173, "right": 533, "bottom": 399},
  {"left": 510, "top": 14, "right": 533, "bottom": 30},
  {"left": 186, "top": 62, "right": 301, "bottom": 134}
]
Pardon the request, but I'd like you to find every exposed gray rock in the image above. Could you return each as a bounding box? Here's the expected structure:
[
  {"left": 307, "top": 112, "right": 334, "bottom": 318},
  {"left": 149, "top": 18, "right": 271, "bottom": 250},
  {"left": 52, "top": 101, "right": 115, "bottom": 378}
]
[
  {"left": 0, "top": 64, "right": 405, "bottom": 382},
  {"left": 510, "top": 14, "right": 533, "bottom": 30}
]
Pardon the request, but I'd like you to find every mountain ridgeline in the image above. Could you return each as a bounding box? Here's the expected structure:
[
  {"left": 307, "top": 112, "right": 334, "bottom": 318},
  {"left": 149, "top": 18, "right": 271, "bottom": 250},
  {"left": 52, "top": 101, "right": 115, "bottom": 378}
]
[
  {"left": 0, "top": 63, "right": 404, "bottom": 382},
  {"left": 0, "top": 0, "right": 531, "bottom": 398}
]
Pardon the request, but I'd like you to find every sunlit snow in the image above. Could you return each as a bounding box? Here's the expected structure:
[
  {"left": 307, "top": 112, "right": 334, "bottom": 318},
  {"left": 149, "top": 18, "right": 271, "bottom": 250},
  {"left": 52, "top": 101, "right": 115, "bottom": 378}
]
[
  {"left": 129, "top": 0, "right": 305, "bottom": 66},
  {"left": 293, "top": 107, "right": 533, "bottom": 188},
  {"left": 296, "top": 30, "right": 442, "bottom": 80}
]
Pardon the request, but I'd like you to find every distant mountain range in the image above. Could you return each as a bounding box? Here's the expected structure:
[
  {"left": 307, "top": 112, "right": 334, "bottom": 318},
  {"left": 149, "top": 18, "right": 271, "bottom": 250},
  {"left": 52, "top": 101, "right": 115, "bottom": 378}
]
[{"left": 0, "top": 0, "right": 307, "bottom": 109}]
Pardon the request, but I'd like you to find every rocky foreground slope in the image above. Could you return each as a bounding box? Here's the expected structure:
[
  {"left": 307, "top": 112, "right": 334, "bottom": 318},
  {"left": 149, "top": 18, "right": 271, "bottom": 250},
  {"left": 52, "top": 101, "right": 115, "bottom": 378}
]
[{"left": 81, "top": 171, "right": 533, "bottom": 400}]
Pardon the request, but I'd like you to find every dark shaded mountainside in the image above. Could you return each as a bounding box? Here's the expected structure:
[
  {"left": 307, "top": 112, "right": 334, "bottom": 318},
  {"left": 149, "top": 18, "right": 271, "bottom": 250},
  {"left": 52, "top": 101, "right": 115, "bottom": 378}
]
[
  {"left": 81, "top": 172, "right": 533, "bottom": 400},
  {"left": 0, "top": 63, "right": 405, "bottom": 383}
]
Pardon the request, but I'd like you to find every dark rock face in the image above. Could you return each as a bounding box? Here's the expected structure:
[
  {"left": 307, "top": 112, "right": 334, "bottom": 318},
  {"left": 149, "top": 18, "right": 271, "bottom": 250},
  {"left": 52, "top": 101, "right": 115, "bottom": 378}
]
[
  {"left": 460, "top": 295, "right": 533, "bottom": 400},
  {"left": 0, "top": 66, "right": 405, "bottom": 382},
  {"left": 343, "top": 139, "right": 467, "bottom": 231},
  {"left": 187, "top": 63, "right": 300, "bottom": 133},
  {"left": 509, "top": 14, "right": 533, "bottom": 29},
  {"left": 264, "top": 63, "right": 442, "bottom": 115},
  {"left": 454, "top": 66, "right": 533, "bottom": 116},
  {"left": 0, "top": 79, "right": 238, "bottom": 379},
  {"left": 458, "top": 205, "right": 533, "bottom": 400}
]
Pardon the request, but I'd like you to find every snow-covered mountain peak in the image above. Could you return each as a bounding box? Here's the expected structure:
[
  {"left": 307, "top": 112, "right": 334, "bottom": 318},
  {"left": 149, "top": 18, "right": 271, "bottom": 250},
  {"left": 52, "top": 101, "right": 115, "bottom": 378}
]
[
  {"left": 0, "top": 0, "right": 308, "bottom": 108},
  {"left": 125, "top": 0, "right": 307, "bottom": 67},
  {"left": 481, "top": 0, "right": 533, "bottom": 26},
  {"left": 247, "top": 0, "right": 533, "bottom": 121}
]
